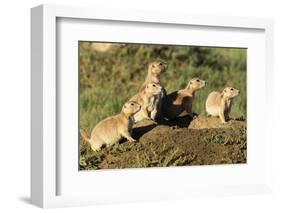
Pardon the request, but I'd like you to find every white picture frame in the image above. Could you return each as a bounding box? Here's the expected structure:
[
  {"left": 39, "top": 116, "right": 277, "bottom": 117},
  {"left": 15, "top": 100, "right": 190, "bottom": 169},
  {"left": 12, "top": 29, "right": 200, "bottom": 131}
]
[{"left": 31, "top": 4, "right": 274, "bottom": 208}]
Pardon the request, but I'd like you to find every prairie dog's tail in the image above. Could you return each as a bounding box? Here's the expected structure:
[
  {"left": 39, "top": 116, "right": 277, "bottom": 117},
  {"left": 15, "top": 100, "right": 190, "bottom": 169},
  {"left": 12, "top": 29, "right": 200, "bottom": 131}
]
[{"left": 80, "top": 129, "right": 90, "bottom": 142}]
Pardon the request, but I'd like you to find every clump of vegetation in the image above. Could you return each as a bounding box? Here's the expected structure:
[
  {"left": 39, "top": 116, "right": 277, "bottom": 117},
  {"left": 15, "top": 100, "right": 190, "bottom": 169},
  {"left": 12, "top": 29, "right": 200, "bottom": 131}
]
[
  {"left": 204, "top": 127, "right": 247, "bottom": 146},
  {"left": 204, "top": 135, "right": 227, "bottom": 144},
  {"left": 80, "top": 151, "right": 106, "bottom": 170},
  {"left": 130, "top": 145, "right": 197, "bottom": 168}
]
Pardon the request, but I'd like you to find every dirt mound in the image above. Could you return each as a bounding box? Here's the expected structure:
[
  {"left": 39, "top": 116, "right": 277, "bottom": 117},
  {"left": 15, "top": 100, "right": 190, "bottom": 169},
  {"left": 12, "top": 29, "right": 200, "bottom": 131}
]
[
  {"left": 80, "top": 116, "right": 247, "bottom": 170},
  {"left": 189, "top": 115, "right": 246, "bottom": 129}
]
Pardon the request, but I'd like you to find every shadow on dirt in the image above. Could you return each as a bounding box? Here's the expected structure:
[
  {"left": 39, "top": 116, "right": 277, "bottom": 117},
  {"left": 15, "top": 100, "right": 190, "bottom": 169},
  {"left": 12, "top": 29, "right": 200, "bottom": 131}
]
[
  {"left": 132, "top": 115, "right": 194, "bottom": 139},
  {"left": 157, "top": 115, "right": 194, "bottom": 128},
  {"left": 132, "top": 123, "right": 157, "bottom": 140}
]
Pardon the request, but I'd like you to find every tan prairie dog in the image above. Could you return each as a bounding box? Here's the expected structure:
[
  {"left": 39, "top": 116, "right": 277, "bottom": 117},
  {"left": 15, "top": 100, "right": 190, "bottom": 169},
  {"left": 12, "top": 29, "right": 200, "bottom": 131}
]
[
  {"left": 80, "top": 101, "right": 141, "bottom": 151},
  {"left": 139, "top": 59, "right": 167, "bottom": 92},
  {"left": 162, "top": 77, "right": 206, "bottom": 119},
  {"left": 139, "top": 59, "right": 168, "bottom": 120},
  {"left": 205, "top": 87, "right": 240, "bottom": 123},
  {"left": 130, "top": 83, "right": 162, "bottom": 123}
]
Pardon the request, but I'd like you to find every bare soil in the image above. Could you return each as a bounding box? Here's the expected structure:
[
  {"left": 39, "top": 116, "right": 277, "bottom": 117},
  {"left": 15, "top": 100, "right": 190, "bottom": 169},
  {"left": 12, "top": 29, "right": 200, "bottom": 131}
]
[{"left": 79, "top": 115, "right": 247, "bottom": 170}]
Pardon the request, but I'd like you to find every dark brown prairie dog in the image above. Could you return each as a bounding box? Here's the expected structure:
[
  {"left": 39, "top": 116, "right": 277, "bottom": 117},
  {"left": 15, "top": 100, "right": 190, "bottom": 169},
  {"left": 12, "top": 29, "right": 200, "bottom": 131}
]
[
  {"left": 139, "top": 59, "right": 168, "bottom": 120},
  {"left": 80, "top": 101, "right": 141, "bottom": 151},
  {"left": 205, "top": 87, "right": 239, "bottom": 123},
  {"left": 130, "top": 83, "right": 163, "bottom": 123},
  {"left": 162, "top": 77, "right": 206, "bottom": 119}
]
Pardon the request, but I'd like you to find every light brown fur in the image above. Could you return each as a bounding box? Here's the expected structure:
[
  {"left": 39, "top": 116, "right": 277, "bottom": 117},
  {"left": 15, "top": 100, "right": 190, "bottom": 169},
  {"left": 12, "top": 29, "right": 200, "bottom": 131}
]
[
  {"left": 162, "top": 77, "right": 206, "bottom": 119},
  {"left": 205, "top": 87, "right": 239, "bottom": 123},
  {"left": 139, "top": 59, "right": 167, "bottom": 120},
  {"left": 80, "top": 101, "right": 141, "bottom": 151},
  {"left": 129, "top": 83, "right": 162, "bottom": 123},
  {"left": 139, "top": 59, "right": 167, "bottom": 92}
]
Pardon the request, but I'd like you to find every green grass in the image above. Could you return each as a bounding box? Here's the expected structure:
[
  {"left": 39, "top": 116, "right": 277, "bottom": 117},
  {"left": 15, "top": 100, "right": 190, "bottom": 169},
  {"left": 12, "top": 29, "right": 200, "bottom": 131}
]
[
  {"left": 79, "top": 42, "right": 247, "bottom": 133},
  {"left": 204, "top": 127, "right": 247, "bottom": 147}
]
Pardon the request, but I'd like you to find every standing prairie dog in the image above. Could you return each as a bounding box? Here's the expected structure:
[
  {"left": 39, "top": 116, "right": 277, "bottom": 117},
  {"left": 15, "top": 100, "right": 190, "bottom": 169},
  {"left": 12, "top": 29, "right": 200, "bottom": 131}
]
[
  {"left": 80, "top": 101, "right": 141, "bottom": 151},
  {"left": 162, "top": 77, "right": 206, "bottom": 119},
  {"left": 130, "top": 83, "right": 163, "bottom": 123},
  {"left": 139, "top": 59, "right": 167, "bottom": 92},
  {"left": 139, "top": 59, "right": 168, "bottom": 120},
  {"left": 205, "top": 87, "right": 239, "bottom": 123}
]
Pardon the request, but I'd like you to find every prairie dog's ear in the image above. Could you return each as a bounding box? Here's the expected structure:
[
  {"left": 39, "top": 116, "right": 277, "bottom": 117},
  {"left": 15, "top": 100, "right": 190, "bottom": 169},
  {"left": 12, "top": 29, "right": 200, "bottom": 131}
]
[
  {"left": 122, "top": 105, "right": 127, "bottom": 113},
  {"left": 187, "top": 80, "right": 193, "bottom": 88},
  {"left": 122, "top": 103, "right": 131, "bottom": 114},
  {"left": 149, "top": 62, "right": 155, "bottom": 69}
]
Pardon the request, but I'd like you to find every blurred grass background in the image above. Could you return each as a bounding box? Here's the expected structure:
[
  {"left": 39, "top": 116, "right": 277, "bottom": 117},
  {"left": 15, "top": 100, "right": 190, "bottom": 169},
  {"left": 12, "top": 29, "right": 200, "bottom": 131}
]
[{"left": 79, "top": 42, "right": 246, "bottom": 133}]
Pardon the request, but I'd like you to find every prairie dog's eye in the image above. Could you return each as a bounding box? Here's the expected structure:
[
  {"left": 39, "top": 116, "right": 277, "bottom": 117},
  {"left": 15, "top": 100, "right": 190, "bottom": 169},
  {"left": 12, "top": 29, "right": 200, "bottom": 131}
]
[
  {"left": 153, "top": 84, "right": 156, "bottom": 87},
  {"left": 196, "top": 79, "right": 200, "bottom": 82},
  {"left": 131, "top": 103, "right": 134, "bottom": 106},
  {"left": 231, "top": 88, "right": 234, "bottom": 91},
  {"left": 159, "top": 63, "right": 162, "bottom": 66}
]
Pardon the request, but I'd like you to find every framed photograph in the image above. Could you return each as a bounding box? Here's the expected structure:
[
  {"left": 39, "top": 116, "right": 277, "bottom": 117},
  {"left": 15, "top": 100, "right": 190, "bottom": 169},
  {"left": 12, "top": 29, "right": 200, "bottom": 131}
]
[{"left": 31, "top": 4, "right": 274, "bottom": 208}]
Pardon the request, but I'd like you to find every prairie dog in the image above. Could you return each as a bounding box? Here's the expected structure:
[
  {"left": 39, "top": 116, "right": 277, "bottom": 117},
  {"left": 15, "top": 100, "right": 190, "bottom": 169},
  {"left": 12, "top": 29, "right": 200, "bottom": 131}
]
[
  {"left": 80, "top": 101, "right": 141, "bottom": 151},
  {"left": 139, "top": 59, "right": 168, "bottom": 120},
  {"left": 205, "top": 87, "right": 239, "bottom": 123},
  {"left": 130, "top": 83, "right": 163, "bottom": 123},
  {"left": 139, "top": 59, "right": 167, "bottom": 92},
  {"left": 162, "top": 77, "right": 206, "bottom": 119}
]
